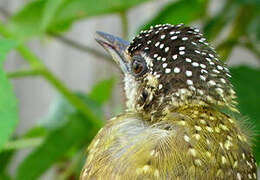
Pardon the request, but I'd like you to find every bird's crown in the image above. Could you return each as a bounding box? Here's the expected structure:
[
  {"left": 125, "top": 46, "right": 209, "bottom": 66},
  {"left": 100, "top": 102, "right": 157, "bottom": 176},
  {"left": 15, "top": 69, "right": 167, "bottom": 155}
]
[{"left": 96, "top": 24, "right": 237, "bottom": 120}]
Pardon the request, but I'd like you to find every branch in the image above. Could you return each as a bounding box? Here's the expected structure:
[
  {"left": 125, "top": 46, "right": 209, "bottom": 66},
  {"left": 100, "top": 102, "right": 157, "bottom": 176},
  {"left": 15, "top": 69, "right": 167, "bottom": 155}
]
[
  {"left": 50, "top": 33, "right": 114, "bottom": 65},
  {"left": 2, "top": 138, "right": 43, "bottom": 151},
  {"left": 0, "top": 6, "right": 113, "bottom": 65},
  {"left": 119, "top": 11, "right": 128, "bottom": 39},
  {"left": 216, "top": 5, "right": 256, "bottom": 61},
  {"left": 240, "top": 39, "right": 260, "bottom": 61},
  {"left": 0, "top": 6, "right": 10, "bottom": 19},
  {"left": 7, "top": 69, "right": 41, "bottom": 78},
  {"left": 0, "top": 21, "right": 102, "bottom": 128}
]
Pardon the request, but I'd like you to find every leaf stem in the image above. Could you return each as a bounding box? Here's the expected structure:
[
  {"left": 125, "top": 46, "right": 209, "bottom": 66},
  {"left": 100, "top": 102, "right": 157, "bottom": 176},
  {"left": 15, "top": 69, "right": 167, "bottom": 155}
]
[
  {"left": 7, "top": 69, "right": 41, "bottom": 78},
  {"left": 0, "top": 21, "right": 102, "bottom": 128},
  {"left": 2, "top": 138, "right": 43, "bottom": 151},
  {"left": 119, "top": 11, "right": 128, "bottom": 39},
  {"left": 240, "top": 39, "right": 260, "bottom": 61},
  {"left": 216, "top": 5, "right": 255, "bottom": 61},
  {"left": 50, "top": 33, "right": 114, "bottom": 65}
]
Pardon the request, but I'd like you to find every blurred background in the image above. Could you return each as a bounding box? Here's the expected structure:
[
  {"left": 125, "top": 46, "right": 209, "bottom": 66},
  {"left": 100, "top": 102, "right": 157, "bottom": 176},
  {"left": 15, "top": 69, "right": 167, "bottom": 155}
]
[{"left": 0, "top": 0, "right": 259, "bottom": 179}]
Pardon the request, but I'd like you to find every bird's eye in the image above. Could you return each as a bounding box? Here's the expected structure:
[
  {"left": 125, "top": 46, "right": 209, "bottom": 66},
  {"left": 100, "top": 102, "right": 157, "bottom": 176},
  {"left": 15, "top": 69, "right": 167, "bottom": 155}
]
[
  {"left": 132, "top": 55, "right": 147, "bottom": 76},
  {"left": 132, "top": 60, "right": 144, "bottom": 75}
]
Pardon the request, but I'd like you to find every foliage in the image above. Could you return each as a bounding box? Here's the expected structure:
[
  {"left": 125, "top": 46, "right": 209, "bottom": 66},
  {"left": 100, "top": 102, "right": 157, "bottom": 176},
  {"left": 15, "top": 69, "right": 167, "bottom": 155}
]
[{"left": 0, "top": 0, "right": 259, "bottom": 179}]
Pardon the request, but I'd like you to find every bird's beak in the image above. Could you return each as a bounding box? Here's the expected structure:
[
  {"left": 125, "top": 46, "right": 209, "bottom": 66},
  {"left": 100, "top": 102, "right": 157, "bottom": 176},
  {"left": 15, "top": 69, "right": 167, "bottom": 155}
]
[{"left": 96, "top": 31, "right": 130, "bottom": 74}]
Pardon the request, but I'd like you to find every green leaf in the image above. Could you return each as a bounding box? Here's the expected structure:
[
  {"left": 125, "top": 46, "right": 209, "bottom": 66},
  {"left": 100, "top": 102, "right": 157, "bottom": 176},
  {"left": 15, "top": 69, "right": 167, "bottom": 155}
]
[
  {"left": 8, "top": 0, "right": 150, "bottom": 39},
  {"left": 0, "top": 39, "right": 17, "bottom": 151},
  {"left": 138, "top": 0, "right": 207, "bottom": 32},
  {"left": 230, "top": 66, "right": 260, "bottom": 164},
  {"left": 40, "top": 93, "right": 102, "bottom": 131},
  {"left": 40, "top": 0, "right": 64, "bottom": 32},
  {"left": 16, "top": 113, "right": 99, "bottom": 180},
  {"left": 7, "top": 0, "right": 45, "bottom": 41},
  {"left": 203, "top": 1, "right": 238, "bottom": 41},
  {"left": 0, "top": 150, "right": 14, "bottom": 172},
  {"left": 89, "top": 77, "right": 116, "bottom": 104},
  {"left": 49, "top": 0, "right": 150, "bottom": 33},
  {"left": 247, "top": 9, "right": 260, "bottom": 41}
]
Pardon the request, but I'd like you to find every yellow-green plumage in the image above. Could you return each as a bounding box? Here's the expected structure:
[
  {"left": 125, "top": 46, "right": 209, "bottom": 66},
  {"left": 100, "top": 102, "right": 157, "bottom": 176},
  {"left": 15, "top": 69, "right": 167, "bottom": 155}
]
[
  {"left": 80, "top": 24, "right": 257, "bottom": 180},
  {"left": 81, "top": 106, "right": 256, "bottom": 179}
]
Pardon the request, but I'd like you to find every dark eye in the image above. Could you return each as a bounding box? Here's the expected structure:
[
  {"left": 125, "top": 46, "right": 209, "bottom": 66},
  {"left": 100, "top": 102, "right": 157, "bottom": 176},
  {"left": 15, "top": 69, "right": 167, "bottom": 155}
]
[
  {"left": 132, "top": 60, "right": 144, "bottom": 75},
  {"left": 131, "top": 55, "right": 147, "bottom": 76}
]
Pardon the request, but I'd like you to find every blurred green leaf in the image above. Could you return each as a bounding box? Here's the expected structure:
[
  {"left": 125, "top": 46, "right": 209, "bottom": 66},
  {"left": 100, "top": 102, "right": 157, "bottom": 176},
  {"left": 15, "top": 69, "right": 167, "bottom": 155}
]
[
  {"left": 16, "top": 113, "right": 98, "bottom": 180},
  {"left": 0, "top": 173, "right": 11, "bottom": 180},
  {"left": 203, "top": 1, "right": 238, "bottom": 41},
  {"left": 40, "top": 0, "right": 64, "bottom": 32},
  {"left": 138, "top": 0, "right": 207, "bottom": 32},
  {"left": 40, "top": 93, "right": 103, "bottom": 131},
  {"left": 235, "top": 0, "right": 260, "bottom": 5},
  {"left": 0, "top": 150, "right": 14, "bottom": 172},
  {"left": 247, "top": 10, "right": 260, "bottom": 41},
  {"left": 89, "top": 77, "right": 116, "bottom": 104},
  {"left": 7, "top": 0, "right": 45, "bottom": 41},
  {"left": 230, "top": 65, "right": 260, "bottom": 164},
  {"left": 0, "top": 39, "right": 17, "bottom": 151},
  {"left": 8, "top": 0, "right": 150, "bottom": 40},
  {"left": 23, "top": 126, "right": 47, "bottom": 138},
  {"left": 50, "top": 0, "right": 150, "bottom": 33}
]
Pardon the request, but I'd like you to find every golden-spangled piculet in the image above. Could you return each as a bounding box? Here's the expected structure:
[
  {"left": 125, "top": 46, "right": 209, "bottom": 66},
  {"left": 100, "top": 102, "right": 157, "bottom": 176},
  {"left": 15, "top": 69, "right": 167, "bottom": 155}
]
[{"left": 80, "top": 23, "right": 258, "bottom": 180}]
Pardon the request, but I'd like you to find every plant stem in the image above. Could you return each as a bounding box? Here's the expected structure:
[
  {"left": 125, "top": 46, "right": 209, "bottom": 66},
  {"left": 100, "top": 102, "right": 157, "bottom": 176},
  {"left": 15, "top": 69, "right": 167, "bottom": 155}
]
[
  {"left": 7, "top": 69, "right": 41, "bottom": 78},
  {"left": 58, "top": 150, "right": 84, "bottom": 180},
  {"left": 2, "top": 138, "right": 43, "bottom": 151},
  {"left": 50, "top": 33, "right": 114, "bottom": 65},
  {"left": 119, "top": 11, "right": 128, "bottom": 39},
  {"left": 0, "top": 21, "right": 102, "bottom": 128},
  {"left": 216, "top": 5, "right": 255, "bottom": 61},
  {"left": 241, "top": 40, "right": 260, "bottom": 61}
]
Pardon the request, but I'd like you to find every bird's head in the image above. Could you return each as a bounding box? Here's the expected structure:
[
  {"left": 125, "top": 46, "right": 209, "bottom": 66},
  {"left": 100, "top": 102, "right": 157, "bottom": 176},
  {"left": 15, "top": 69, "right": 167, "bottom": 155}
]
[{"left": 96, "top": 24, "right": 237, "bottom": 121}]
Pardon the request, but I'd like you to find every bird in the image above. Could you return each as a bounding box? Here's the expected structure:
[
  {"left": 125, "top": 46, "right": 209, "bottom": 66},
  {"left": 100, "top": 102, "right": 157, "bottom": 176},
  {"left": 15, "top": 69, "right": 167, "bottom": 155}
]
[{"left": 80, "top": 23, "right": 258, "bottom": 180}]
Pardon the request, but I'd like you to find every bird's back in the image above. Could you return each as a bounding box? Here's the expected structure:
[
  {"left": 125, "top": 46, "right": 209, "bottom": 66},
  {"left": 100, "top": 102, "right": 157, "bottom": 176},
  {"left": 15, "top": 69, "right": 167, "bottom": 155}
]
[{"left": 80, "top": 106, "right": 257, "bottom": 180}]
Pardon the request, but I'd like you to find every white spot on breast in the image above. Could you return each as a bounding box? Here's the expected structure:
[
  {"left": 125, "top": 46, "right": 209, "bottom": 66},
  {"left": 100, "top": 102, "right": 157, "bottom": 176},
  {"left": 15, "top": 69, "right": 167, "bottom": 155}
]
[
  {"left": 217, "top": 65, "right": 223, "bottom": 70},
  {"left": 162, "top": 63, "right": 167, "bottom": 68},
  {"left": 171, "top": 36, "right": 177, "bottom": 40},
  {"left": 154, "top": 169, "right": 159, "bottom": 177},
  {"left": 161, "top": 34, "right": 166, "bottom": 39},
  {"left": 222, "top": 156, "right": 227, "bottom": 164},
  {"left": 165, "top": 68, "right": 171, "bottom": 74},
  {"left": 172, "top": 54, "right": 178, "bottom": 60},
  {"left": 192, "top": 62, "right": 199, "bottom": 67},
  {"left": 155, "top": 42, "right": 160, "bottom": 47},
  {"left": 208, "top": 80, "right": 216, "bottom": 86},
  {"left": 153, "top": 54, "right": 158, "bottom": 58},
  {"left": 194, "top": 125, "right": 202, "bottom": 131},
  {"left": 185, "top": 58, "right": 192, "bottom": 63},
  {"left": 158, "top": 84, "right": 163, "bottom": 90},
  {"left": 162, "top": 57, "right": 166, "bottom": 61},
  {"left": 160, "top": 44, "right": 164, "bottom": 49},
  {"left": 188, "top": 148, "right": 197, "bottom": 157},
  {"left": 179, "top": 51, "right": 185, "bottom": 55},
  {"left": 179, "top": 46, "right": 185, "bottom": 50},
  {"left": 186, "top": 70, "right": 192, "bottom": 77},
  {"left": 195, "top": 50, "right": 201, "bottom": 54},
  {"left": 182, "top": 37, "right": 188, "bottom": 41},
  {"left": 165, "top": 47, "right": 169, "bottom": 52},
  {"left": 200, "top": 64, "right": 206, "bottom": 68},
  {"left": 237, "top": 173, "right": 242, "bottom": 180},
  {"left": 187, "top": 79, "right": 193, "bottom": 85},
  {"left": 184, "top": 134, "right": 190, "bottom": 142},
  {"left": 174, "top": 67, "right": 181, "bottom": 73},
  {"left": 200, "top": 75, "right": 206, "bottom": 81},
  {"left": 201, "top": 69, "right": 208, "bottom": 74}
]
